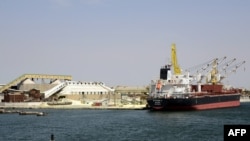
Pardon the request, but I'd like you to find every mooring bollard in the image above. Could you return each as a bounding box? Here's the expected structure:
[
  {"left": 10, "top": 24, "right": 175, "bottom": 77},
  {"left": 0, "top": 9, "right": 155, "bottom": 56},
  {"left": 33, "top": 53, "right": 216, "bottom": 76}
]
[{"left": 50, "top": 134, "right": 54, "bottom": 141}]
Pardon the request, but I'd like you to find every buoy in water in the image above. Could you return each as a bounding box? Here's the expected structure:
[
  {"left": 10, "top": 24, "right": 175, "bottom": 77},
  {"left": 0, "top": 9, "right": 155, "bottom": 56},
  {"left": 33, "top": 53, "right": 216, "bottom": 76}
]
[{"left": 50, "top": 134, "right": 54, "bottom": 141}]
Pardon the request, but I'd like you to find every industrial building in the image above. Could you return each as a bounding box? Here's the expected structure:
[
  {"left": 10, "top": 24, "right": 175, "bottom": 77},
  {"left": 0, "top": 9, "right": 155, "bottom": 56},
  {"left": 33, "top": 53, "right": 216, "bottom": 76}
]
[{"left": 0, "top": 74, "right": 149, "bottom": 108}]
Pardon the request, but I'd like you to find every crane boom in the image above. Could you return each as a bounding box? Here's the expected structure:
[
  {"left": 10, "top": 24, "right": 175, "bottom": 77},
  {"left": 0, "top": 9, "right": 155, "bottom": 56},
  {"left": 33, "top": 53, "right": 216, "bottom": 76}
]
[
  {"left": 218, "top": 58, "right": 236, "bottom": 71},
  {"left": 227, "top": 61, "right": 246, "bottom": 73},
  {"left": 171, "top": 44, "right": 181, "bottom": 75},
  {"left": 218, "top": 60, "right": 246, "bottom": 82}
]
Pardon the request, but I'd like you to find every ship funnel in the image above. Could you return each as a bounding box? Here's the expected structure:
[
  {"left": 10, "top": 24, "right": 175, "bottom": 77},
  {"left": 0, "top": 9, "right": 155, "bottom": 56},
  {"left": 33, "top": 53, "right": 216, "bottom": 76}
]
[{"left": 160, "top": 65, "right": 171, "bottom": 80}]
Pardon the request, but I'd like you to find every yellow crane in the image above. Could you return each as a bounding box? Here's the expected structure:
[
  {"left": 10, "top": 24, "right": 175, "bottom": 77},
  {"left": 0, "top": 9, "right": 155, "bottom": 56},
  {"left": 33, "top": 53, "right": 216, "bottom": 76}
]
[
  {"left": 210, "top": 59, "right": 219, "bottom": 84},
  {"left": 171, "top": 43, "right": 182, "bottom": 75}
]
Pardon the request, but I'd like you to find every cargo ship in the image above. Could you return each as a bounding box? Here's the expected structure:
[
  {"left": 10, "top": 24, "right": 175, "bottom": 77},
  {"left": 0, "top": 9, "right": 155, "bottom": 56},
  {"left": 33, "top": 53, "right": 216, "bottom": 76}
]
[{"left": 147, "top": 44, "right": 245, "bottom": 111}]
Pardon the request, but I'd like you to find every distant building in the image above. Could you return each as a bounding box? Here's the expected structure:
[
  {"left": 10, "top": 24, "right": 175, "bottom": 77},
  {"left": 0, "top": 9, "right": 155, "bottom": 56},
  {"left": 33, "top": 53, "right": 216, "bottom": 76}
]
[
  {"left": 0, "top": 74, "right": 150, "bottom": 106},
  {"left": 55, "top": 81, "right": 115, "bottom": 106},
  {"left": 28, "top": 89, "right": 43, "bottom": 101},
  {"left": 114, "top": 86, "right": 149, "bottom": 105},
  {"left": 2, "top": 92, "right": 25, "bottom": 102}
]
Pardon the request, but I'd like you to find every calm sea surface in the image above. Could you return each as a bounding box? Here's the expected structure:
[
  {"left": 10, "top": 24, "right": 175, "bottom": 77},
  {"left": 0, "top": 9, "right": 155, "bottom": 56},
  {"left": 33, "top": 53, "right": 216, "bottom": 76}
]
[{"left": 1, "top": 102, "right": 250, "bottom": 141}]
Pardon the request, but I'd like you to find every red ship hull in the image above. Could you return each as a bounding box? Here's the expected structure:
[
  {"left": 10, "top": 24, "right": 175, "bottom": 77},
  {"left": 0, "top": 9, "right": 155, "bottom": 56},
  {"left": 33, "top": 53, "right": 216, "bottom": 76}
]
[
  {"left": 147, "top": 94, "right": 240, "bottom": 111},
  {"left": 161, "top": 100, "right": 240, "bottom": 110}
]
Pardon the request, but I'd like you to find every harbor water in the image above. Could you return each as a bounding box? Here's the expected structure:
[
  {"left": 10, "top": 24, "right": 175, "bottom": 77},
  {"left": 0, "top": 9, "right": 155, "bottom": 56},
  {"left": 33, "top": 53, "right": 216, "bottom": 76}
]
[{"left": 1, "top": 102, "right": 250, "bottom": 141}]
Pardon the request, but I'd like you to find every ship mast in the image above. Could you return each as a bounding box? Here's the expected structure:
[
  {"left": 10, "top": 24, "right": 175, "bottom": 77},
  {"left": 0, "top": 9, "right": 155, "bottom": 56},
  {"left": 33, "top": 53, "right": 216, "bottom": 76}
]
[{"left": 171, "top": 44, "right": 182, "bottom": 75}]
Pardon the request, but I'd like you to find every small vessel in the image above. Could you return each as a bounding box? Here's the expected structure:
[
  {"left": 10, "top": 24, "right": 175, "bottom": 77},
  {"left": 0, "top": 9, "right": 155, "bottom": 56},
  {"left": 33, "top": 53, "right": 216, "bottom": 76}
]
[
  {"left": 19, "top": 111, "right": 46, "bottom": 116},
  {"left": 47, "top": 101, "right": 72, "bottom": 105},
  {"left": 19, "top": 111, "right": 38, "bottom": 115},
  {"left": 147, "top": 44, "right": 245, "bottom": 111},
  {"left": 36, "top": 112, "right": 47, "bottom": 116}
]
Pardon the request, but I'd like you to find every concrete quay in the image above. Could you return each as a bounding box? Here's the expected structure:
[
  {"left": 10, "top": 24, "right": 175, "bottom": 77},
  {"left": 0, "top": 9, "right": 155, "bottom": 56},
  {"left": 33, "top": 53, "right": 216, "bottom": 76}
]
[
  {"left": 0, "top": 102, "right": 147, "bottom": 110},
  {"left": 240, "top": 97, "right": 250, "bottom": 102}
]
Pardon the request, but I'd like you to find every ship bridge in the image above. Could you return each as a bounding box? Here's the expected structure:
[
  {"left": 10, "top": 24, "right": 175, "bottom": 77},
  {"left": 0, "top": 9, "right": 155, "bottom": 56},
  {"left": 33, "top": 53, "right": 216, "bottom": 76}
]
[{"left": 0, "top": 74, "right": 72, "bottom": 93}]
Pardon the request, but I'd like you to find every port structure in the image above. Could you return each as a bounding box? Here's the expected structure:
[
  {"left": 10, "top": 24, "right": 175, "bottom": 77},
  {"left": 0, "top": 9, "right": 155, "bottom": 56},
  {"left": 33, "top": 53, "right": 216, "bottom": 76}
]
[
  {"left": 0, "top": 74, "right": 72, "bottom": 93},
  {"left": 43, "top": 82, "right": 67, "bottom": 98}
]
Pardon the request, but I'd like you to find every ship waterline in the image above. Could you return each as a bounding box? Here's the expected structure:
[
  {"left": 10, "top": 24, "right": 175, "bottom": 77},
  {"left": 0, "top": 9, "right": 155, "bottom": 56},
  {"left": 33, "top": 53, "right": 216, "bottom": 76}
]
[{"left": 148, "top": 94, "right": 240, "bottom": 110}]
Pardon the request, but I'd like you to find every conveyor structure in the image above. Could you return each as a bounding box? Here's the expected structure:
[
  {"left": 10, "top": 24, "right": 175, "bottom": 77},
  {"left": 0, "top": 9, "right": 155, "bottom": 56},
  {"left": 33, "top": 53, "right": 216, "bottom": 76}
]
[{"left": 0, "top": 74, "right": 72, "bottom": 93}]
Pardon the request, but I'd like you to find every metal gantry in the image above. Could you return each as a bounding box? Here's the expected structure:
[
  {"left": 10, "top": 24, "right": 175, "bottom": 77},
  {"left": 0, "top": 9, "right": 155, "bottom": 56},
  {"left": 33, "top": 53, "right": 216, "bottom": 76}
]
[{"left": 0, "top": 74, "right": 72, "bottom": 93}]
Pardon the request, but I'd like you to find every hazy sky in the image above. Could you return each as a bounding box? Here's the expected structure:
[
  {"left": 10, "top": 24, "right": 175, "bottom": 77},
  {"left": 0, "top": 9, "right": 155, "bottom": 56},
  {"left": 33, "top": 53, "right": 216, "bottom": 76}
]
[{"left": 0, "top": 0, "right": 249, "bottom": 88}]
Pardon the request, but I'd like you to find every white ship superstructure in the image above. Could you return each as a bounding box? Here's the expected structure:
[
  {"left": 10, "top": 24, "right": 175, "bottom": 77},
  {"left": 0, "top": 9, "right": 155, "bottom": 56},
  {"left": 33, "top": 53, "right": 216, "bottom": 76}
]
[{"left": 149, "top": 65, "right": 192, "bottom": 99}]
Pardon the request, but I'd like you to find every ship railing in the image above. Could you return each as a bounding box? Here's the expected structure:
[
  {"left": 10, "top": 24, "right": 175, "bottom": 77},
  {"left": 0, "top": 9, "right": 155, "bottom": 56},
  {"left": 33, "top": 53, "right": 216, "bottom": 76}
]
[
  {"left": 190, "top": 91, "right": 239, "bottom": 97},
  {"left": 148, "top": 96, "right": 166, "bottom": 99},
  {"left": 170, "top": 93, "right": 195, "bottom": 99},
  {"left": 148, "top": 92, "right": 169, "bottom": 99}
]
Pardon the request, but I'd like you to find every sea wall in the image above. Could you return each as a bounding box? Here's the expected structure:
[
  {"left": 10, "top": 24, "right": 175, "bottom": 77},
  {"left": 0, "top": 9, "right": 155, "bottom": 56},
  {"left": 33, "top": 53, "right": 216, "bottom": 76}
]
[
  {"left": 240, "top": 97, "right": 250, "bottom": 102},
  {"left": 0, "top": 102, "right": 42, "bottom": 108},
  {"left": 0, "top": 101, "right": 146, "bottom": 110}
]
